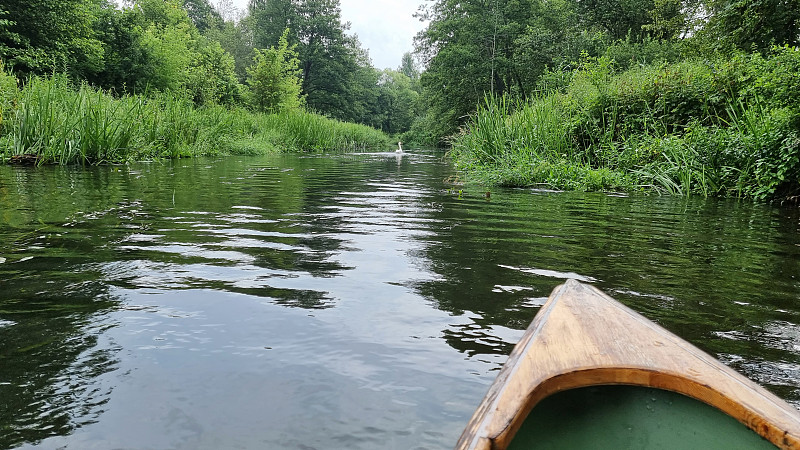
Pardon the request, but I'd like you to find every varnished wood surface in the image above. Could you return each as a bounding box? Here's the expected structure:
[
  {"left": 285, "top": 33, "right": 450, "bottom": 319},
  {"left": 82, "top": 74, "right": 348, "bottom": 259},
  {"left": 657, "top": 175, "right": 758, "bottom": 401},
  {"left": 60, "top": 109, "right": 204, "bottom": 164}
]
[{"left": 456, "top": 279, "right": 800, "bottom": 449}]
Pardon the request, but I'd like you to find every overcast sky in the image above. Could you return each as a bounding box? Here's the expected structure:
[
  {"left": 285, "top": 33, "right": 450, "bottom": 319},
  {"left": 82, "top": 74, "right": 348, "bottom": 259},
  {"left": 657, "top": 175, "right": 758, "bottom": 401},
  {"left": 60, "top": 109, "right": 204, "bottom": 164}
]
[{"left": 227, "top": 0, "right": 427, "bottom": 70}]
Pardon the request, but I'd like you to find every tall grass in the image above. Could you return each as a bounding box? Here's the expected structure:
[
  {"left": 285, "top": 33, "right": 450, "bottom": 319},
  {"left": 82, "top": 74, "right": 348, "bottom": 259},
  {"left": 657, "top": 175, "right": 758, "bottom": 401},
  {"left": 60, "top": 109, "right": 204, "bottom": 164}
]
[
  {"left": 256, "top": 110, "right": 389, "bottom": 152},
  {"left": 0, "top": 74, "right": 390, "bottom": 165},
  {"left": 451, "top": 47, "right": 800, "bottom": 200},
  {"left": 451, "top": 93, "right": 630, "bottom": 191}
]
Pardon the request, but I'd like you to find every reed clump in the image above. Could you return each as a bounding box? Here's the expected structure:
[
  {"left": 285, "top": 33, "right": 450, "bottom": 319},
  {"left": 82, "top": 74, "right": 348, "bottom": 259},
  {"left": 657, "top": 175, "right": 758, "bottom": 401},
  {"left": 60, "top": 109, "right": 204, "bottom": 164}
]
[
  {"left": 0, "top": 73, "right": 390, "bottom": 165},
  {"left": 451, "top": 47, "right": 800, "bottom": 200}
]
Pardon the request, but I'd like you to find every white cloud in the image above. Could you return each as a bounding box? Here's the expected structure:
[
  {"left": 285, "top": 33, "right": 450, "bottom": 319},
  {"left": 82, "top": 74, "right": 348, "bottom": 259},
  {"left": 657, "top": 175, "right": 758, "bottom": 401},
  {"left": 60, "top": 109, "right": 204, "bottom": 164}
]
[
  {"left": 228, "top": 0, "right": 426, "bottom": 70},
  {"left": 340, "top": 0, "right": 426, "bottom": 69}
]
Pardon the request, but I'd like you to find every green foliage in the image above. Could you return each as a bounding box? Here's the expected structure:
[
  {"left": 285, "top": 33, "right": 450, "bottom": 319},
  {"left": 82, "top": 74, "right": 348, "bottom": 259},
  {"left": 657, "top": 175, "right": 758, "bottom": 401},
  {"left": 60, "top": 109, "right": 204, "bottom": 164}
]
[
  {"left": 248, "top": 0, "right": 373, "bottom": 123},
  {"left": 643, "top": 0, "right": 687, "bottom": 39},
  {"left": 401, "top": 111, "right": 444, "bottom": 148},
  {"left": 0, "top": 59, "right": 17, "bottom": 132},
  {"left": 246, "top": 29, "right": 304, "bottom": 113},
  {"left": 1, "top": 0, "right": 402, "bottom": 133},
  {"left": 630, "top": 106, "right": 799, "bottom": 199},
  {"left": 414, "top": 0, "right": 691, "bottom": 144},
  {"left": 182, "top": 0, "right": 223, "bottom": 33},
  {"left": 0, "top": 73, "right": 389, "bottom": 164},
  {"left": 451, "top": 49, "right": 800, "bottom": 200},
  {"left": 186, "top": 39, "right": 242, "bottom": 105},
  {"left": 249, "top": 0, "right": 295, "bottom": 50},
  {"left": 88, "top": 0, "right": 245, "bottom": 106},
  {"left": 412, "top": 0, "right": 800, "bottom": 146},
  {"left": 347, "top": 58, "right": 382, "bottom": 127},
  {"left": 399, "top": 52, "right": 419, "bottom": 80},
  {"left": 602, "top": 36, "right": 684, "bottom": 70},
  {"left": 0, "top": 8, "right": 20, "bottom": 67},
  {"left": 203, "top": 16, "right": 253, "bottom": 82},
  {"left": 374, "top": 70, "right": 419, "bottom": 134},
  {"left": 0, "top": 0, "right": 395, "bottom": 164},
  {"left": 517, "top": 28, "right": 607, "bottom": 95},
  {"left": 696, "top": 0, "right": 800, "bottom": 52},
  {"left": 244, "top": 109, "right": 390, "bottom": 152},
  {"left": 0, "top": 0, "right": 105, "bottom": 78},
  {"left": 133, "top": 0, "right": 200, "bottom": 93},
  {"left": 739, "top": 46, "right": 800, "bottom": 111},
  {"left": 575, "top": 0, "right": 682, "bottom": 40},
  {"left": 4, "top": 74, "right": 147, "bottom": 163},
  {"left": 417, "top": 0, "right": 533, "bottom": 142}
]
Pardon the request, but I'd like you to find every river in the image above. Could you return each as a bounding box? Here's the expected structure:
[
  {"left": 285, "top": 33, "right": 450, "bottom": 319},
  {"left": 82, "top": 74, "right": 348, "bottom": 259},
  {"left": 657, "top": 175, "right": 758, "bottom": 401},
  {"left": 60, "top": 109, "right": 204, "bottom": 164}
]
[{"left": 1, "top": 151, "right": 798, "bottom": 449}]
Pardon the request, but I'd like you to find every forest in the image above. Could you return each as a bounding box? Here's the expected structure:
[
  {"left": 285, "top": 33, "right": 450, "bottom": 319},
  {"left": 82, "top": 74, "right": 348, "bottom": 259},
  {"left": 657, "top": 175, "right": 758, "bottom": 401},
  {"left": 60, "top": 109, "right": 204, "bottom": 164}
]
[{"left": 0, "top": 0, "right": 799, "bottom": 199}]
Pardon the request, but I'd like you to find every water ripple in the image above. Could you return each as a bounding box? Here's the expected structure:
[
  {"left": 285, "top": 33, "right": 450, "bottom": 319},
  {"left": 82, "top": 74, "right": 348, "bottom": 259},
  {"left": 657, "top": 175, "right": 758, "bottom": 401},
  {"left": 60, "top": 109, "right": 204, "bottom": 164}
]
[
  {"left": 2, "top": 153, "right": 799, "bottom": 449},
  {"left": 498, "top": 264, "right": 597, "bottom": 282}
]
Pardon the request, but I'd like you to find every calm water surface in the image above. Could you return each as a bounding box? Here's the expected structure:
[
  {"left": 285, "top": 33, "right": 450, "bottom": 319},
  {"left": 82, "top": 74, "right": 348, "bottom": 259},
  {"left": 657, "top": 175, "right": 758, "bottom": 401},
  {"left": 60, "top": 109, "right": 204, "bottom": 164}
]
[{"left": 1, "top": 151, "right": 799, "bottom": 449}]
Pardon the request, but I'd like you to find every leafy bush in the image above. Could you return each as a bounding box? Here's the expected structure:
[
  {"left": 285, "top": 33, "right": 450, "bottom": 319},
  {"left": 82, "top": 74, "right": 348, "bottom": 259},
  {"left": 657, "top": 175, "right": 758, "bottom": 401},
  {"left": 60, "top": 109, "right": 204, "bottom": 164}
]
[
  {"left": 451, "top": 48, "right": 800, "bottom": 200},
  {"left": 603, "top": 36, "right": 684, "bottom": 71},
  {"left": 246, "top": 29, "right": 304, "bottom": 113}
]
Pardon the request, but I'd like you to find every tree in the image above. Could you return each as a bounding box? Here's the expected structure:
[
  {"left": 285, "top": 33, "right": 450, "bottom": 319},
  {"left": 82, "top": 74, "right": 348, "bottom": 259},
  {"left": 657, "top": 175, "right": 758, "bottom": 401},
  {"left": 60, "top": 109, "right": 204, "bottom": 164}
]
[
  {"left": 203, "top": 16, "right": 254, "bottom": 82},
  {"left": 0, "top": 8, "right": 20, "bottom": 69},
  {"left": 697, "top": 0, "right": 800, "bottom": 51},
  {"left": 186, "top": 39, "right": 241, "bottom": 105},
  {"left": 512, "top": 0, "right": 605, "bottom": 91},
  {"left": 247, "top": 0, "right": 374, "bottom": 122},
  {"left": 350, "top": 62, "right": 381, "bottom": 126},
  {"left": 574, "top": 0, "right": 656, "bottom": 39},
  {"left": 90, "top": 0, "right": 242, "bottom": 103},
  {"left": 413, "top": 0, "right": 688, "bottom": 144},
  {"left": 246, "top": 29, "right": 304, "bottom": 112},
  {"left": 249, "top": 0, "right": 296, "bottom": 50},
  {"left": 399, "top": 52, "right": 419, "bottom": 80},
  {"left": 415, "top": 0, "right": 535, "bottom": 142},
  {"left": 136, "top": 0, "right": 198, "bottom": 92},
  {"left": 0, "top": 0, "right": 105, "bottom": 78},
  {"left": 375, "top": 69, "right": 419, "bottom": 134},
  {"left": 294, "top": 0, "right": 357, "bottom": 118},
  {"left": 214, "top": 0, "right": 242, "bottom": 23},
  {"left": 89, "top": 3, "right": 152, "bottom": 92},
  {"left": 182, "top": 0, "right": 223, "bottom": 33},
  {"left": 645, "top": 0, "right": 688, "bottom": 39}
]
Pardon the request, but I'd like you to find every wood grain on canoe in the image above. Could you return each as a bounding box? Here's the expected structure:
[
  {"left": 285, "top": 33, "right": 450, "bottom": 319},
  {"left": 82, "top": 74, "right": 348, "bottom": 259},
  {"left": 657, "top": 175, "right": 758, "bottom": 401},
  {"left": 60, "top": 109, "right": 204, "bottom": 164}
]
[{"left": 456, "top": 279, "right": 800, "bottom": 450}]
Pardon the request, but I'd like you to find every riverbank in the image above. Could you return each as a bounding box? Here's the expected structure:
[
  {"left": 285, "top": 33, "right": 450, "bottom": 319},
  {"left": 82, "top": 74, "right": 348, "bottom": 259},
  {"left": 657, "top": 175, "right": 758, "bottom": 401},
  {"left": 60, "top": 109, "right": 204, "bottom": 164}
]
[
  {"left": 450, "top": 47, "right": 800, "bottom": 201},
  {"left": 0, "top": 73, "right": 390, "bottom": 165}
]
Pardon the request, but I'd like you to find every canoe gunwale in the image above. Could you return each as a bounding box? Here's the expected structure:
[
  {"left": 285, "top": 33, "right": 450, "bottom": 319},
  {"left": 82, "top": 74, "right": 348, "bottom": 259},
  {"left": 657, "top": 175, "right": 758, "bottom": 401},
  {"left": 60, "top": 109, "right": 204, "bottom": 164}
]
[{"left": 456, "top": 279, "right": 800, "bottom": 450}]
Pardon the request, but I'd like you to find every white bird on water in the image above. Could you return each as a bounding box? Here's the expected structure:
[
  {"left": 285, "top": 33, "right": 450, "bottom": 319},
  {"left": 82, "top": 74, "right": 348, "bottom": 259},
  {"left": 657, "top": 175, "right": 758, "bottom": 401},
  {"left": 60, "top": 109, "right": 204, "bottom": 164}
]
[{"left": 396, "top": 141, "right": 403, "bottom": 153}]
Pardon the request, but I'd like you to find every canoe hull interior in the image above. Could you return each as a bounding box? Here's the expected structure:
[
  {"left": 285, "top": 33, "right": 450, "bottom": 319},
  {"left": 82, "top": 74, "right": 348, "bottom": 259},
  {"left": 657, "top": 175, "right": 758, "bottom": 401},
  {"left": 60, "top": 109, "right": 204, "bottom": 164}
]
[{"left": 509, "top": 385, "right": 775, "bottom": 449}]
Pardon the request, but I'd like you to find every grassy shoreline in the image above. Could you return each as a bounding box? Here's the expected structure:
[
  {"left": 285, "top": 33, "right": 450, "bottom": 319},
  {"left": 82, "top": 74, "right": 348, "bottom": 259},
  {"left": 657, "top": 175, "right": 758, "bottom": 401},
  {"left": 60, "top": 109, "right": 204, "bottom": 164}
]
[
  {"left": 450, "top": 48, "right": 800, "bottom": 201},
  {"left": 0, "top": 74, "right": 390, "bottom": 165}
]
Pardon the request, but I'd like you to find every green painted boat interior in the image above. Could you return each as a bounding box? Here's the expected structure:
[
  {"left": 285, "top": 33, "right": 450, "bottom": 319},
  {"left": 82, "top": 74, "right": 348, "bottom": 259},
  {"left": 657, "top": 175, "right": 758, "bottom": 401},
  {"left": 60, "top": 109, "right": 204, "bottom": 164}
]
[{"left": 509, "top": 385, "right": 776, "bottom": 449}]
